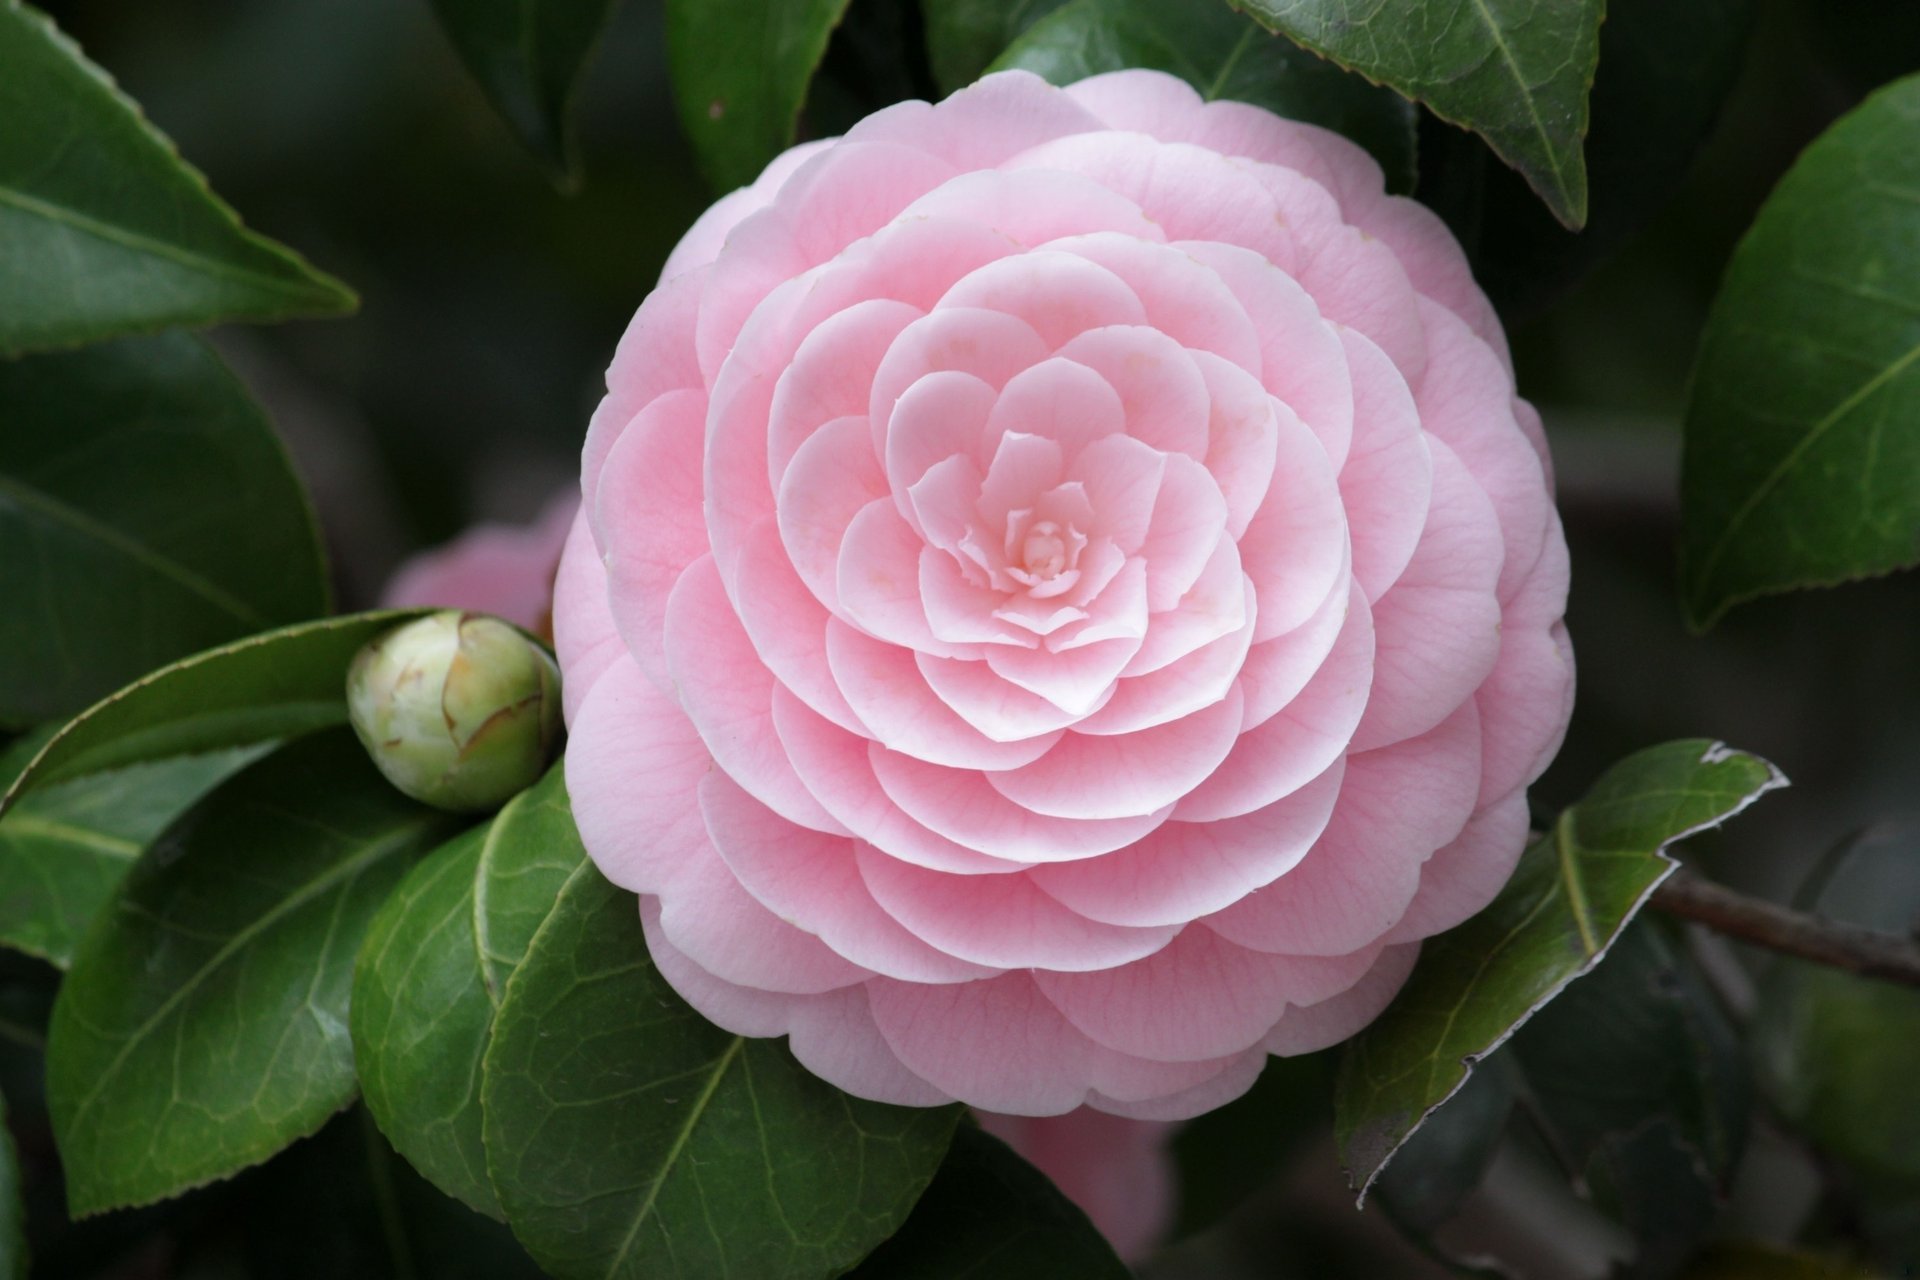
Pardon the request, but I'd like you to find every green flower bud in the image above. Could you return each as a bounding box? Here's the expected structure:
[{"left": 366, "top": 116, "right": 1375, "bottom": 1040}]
[{"left": 346, "top": 611, "right": 562, "bottom": 812}]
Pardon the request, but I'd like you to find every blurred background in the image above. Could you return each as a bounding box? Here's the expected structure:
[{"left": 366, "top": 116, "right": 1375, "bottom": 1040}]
[{"left": 15, "top": 0, "right": 1920, "bottom": 1274}]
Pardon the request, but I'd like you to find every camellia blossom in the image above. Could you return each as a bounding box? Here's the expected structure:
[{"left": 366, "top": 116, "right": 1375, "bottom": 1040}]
[{"left": 553, "top": 70, "right": 1574, "bottom": 1119}]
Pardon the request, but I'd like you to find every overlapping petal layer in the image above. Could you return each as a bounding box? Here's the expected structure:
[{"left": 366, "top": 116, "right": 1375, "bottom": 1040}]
[{"left": 555, "top": 70, "right": 1573, "bottom": 1118}]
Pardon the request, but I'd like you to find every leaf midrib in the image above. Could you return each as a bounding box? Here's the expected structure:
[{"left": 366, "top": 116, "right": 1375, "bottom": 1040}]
[
  {"left": 64, "top": 813, "right": 443, "bottom": 1129},
  {"left": 1464, "top": 0, "right": 1573, "bottom": 204},
  {"left": 0, "top": 472, "right": 269, "bottom": 628},
  {"left": 0, "top": 184, "right": 333, "bottom": 304},
  {"left": 602, "top": 1036, "right": 746, "bottom": 1279}
]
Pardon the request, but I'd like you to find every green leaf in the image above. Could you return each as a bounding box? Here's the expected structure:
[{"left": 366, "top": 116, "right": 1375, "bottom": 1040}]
[
  {"left": 1231, "top": 0, "right": 1603, "bottom": 228},
  {"left": 1512, "top": 920, "right": 1750, "bottom": 1274},
  {"left": 1441, "top": 0, "right": 1757, "bottom": 316},
  {"left": 352, "top": 764, "right": 584, "bottom": 1219},
  {"left": 843, "top": 1124, "right": 1130, "bottom": 1279},
  {"left": 921, "top": 0, "right": 1071, "bottom": 93},
  {"left": 1755, "top": 824, "right": 1920, "bottom": 1193},
  {"left": 45, "top": 730, "right": 465, "bottom": 1216},
  {"left": 0, "top": 1087, "right": 21, "bottom": 1280},
  {"left": 0, "top": 334, "right": 332, "bottom": 728},
  {"left": 0, "top": 742, "right": 264, "bottom": 967},
  {"left": 424, "top": 0, "right": 623, "bottom": 185},
  {"left": 1680, "top": 73, "right": 1920, "bottom": 628},
  {"left": 0, "top": 0, "right": 354, "bottom": 353},
  {"left": 1374, "top": 1051, "right": 1516, "bottom": 1237},
  {"left": 990, "top": 0, "right": 1418, "bottom": 190},
  {"left": 1333, "top": 739, "right": 1785, "bottom": 1199},
  {"left": 666, "top": 0, "right": 854, "bottom": 191},
  {"left": 481, "top": 864, "right": 960, "bottom": 1280},
  {"left": 0, "top": 610, "right": 430, "bottom": 818}
]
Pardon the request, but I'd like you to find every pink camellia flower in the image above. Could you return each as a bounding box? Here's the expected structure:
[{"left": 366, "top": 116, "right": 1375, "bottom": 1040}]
[{"left": 553, "top": 70, "right": 1574, "bottom": 1120}]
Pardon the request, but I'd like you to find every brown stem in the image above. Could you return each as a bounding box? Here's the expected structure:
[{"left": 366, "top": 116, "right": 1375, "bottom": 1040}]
[{"left": 1650, "top": 871, "right": 1920, "bottom": 989}]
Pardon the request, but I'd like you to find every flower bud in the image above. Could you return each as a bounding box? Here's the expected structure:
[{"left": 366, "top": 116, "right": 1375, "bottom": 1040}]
[{"left": 346, "top": 610, "right": 562, "bottom": 812}]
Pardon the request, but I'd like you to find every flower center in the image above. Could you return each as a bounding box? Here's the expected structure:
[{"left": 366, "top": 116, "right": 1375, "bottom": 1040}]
[{"left": 1021, "top": 523, "right": 1069, "bottom": 580}]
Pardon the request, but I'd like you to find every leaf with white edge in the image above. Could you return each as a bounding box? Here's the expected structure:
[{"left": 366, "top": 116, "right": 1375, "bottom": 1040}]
[
  {"left": 1231, "top": 0, "right": 1603, "bottom": 228},
  {"left": 0, "top": 0, "right": 354, "bottom": 353},
  {"left": 481, "top": 865, "right": 960, "bottom": 1280},
  {"left": 0, "top": 610, "right": 430, "bottom": 819},
  {"left": 843, "top": 1124, "right": 1130, "bottom": 1279},
  {"left": 1680, "top": 73, "right": 1920, "bottom": 628},
  {"left": 352, "top": 763, "right": 584, "bottom": 1219},
  {"left": 665, "top": 0, "right": 854, "bottom": 191},
  {"left": 0, "top": 335, "right": 332, "bottom": 728},
  {"left": 45, "top": 730, "right": 465, "bottom": 1216},
  {"left": 0, "top": 739, "right": 265, "bottom": 968},
  {"left": 991, "top": 0, "right": 1417, "bottom": 191},
  {"left": 424, "top": 0, "right": 623, "bottom": 184},
  {"left": 921, "top": 0, "right": 1071, "bottom": 93},
  {"left": 1334, "top": 739, "right": 1786, "bottom": 1200}
]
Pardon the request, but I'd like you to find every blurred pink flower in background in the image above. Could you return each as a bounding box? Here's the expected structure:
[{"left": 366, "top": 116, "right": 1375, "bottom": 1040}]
[
  {"left": 552, "top": 68, "right": 1574, "bottom": 1121},
  {"left": 380, "top": 492, "right": 578, "bottom": 636}
]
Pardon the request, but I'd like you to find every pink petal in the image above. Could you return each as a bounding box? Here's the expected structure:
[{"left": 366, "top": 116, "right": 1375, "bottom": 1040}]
[
  {"left": 847, "top": 69, "right": 1105, "bottom": 170},
  {"left": 655, "top": 838, "right": 873, "bottom": 995},
  {"left": 939, "top": 251, "right": 1148, "bottom": 352},
  {"left": 1263, "top": 943, "right": 1420, "bottom": 1056},
  {"left": 1062, "top": 69, "right": 1204, "bottom": 137},
  {"left": 858, "top": 851, "right": 1177, "bottom": 972},
  {"left": 660, "top": 138, "right": 832, "bottom": 281},
  {"left": 900, "top": 167, "right": 1162, "bottom": 250},
  {"left": 768, "top": 297, "right": 921, "bottom": 487},
  {"left": 1207, "top": 702, "right": 1482, "bottom": 957},
  {"left": 1178, "top": 240, "right": 1353, "bottom": 468},
  {"left": 978, "top": 431, "right": 1068, "bottom": 520},
  {"left": 1076, "top": 578, "right": 1254, "bottom": 735},
  {"left": 836, "top": 499, "right": 966, "bottom": 655},
  {"left": 552, "top": 509, "right": 625, "bottom": 720},
  {"left": 982, "top": 356, "right": 1129, "bottom": 469},
  {"left": 919, "top": 548, "right": 1037, "bottom": 648},
  {"left": 700, "top": 772, "right": 1002, "bottom": 983},
  {"left": 826, "top": 617, "right": 1061, "bottom": 770},
  {"left": 1282, "top": 196, "right": 1429, "bottom": 388},
  {"left": 664, "top": 555, "right": 851, "bottom": 834},
  {"left": 868, "top": 744, "right": 1173, "bottom": 863},
  {"left": 778, "top": 415, "right": 887, "bottom": 610},
  {"left": 916, "top": 649, "right": 1104, "bottom": 739},
  {"left": 582, "top": 267, "right": 705, "bottom": 505},
  {"left": 1234, "top": 393, "right": 1348, "bottom": 642},
  {"left": 885, "top": 370, "right": 1001, "bottom": 522},
  {"left": 1086, "top": 1047, "right": 1268, "bottom": 1121},
  {"left": 1176, "top": 584, "right": 1373, "bottom": 822},
  {"left": 1052, "top": 325, "right": 1212, "bottom": 462},
  {"left": 1028, "top": 761, "right": 1345, "bottom": 928},
  {"left": 1338, "top": 328, "right": 1433, "bottom": 601},
  {"left": 1049, "top": 235, "right": 1262, "bottom": 375},
  {"left": 1384, "top": 787, "right": 1532, "bottom": 944},
  {"left": 735, "top": 517, "right": 867, "bottom": 734},
  {"left": 1071, "top": 433, "right": 1165, "bottom": 553},
  {"left": 771, "top": 688, "right": 1030, "bottom": 875},
  {"left": 1474, "top": 519, "right": 1573, "bottom": 805},
  {"left": 1132, "top": 453, "right": 1229, "bottom": 613},
  {"left": 563, "top": 656, "right": 710, "bottom": 896},
  {"left": 866, "top": 972, "right": 1238, "bottom": 1114},
  {"left": 1036, "top": 925, "right": 1384, "bottom": 1062},
  {"left": 1358, "top": 196, "right": 1511, "bottom": 374},
  {"left": 593, "top": 387, "right": 710, "bottom": 688},
  {"left": 871, "top": 307, "right": 1049, "bottom": 465},
  {"left": 1121, "top": 537, "right": 1248, "bottom": 677},
  {"left": 1235, "top": 570, "right": 1354, "bottom": 730},
  {"left": 988, "top": 687, "right": 1245, "bottom": 820},
  {"left": 1349, "top": 439, "right": 1503, "bottom": 751},
  {"left": 1191, "top": 351, "right": 1279, "bottom": 539},
  {"left": 975, "top": 1108, "right": 1176, "bottom": 1265}
]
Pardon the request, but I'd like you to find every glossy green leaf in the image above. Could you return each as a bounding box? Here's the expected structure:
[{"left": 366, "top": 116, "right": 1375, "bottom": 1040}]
[
  {"left": 424, "top": 0, "right": 623, "bottom": 184},
  {"left": 352, "top": 764, "right": 584, "bottom": 1219},
  {"left": 1513, "top": 920, "right": 1749, "bottom": 1273},
  {"left": 0, "top": 738, "right": 264, "bottom": 968},
  {"left": 0, "top": 335, "right": 333, "bottom": 728},
  {"left": 844, "top": 1124, "right": 1130, "bottom": 1279},
  {"left": 1680, "top": 74, "right": 1920, "bottom": 628},
  {"left": 1443, "top": 0, "right": 1757, "bottom": 316},
  {"left": 1232, "top": 0, "right": 1602, "bottom": 228},
  {"left": 666, "top": 0, "right": 854, "bottom": 191},
  {"left": 481, "top": 864, "right": 960, "bottom": 1280},
  {"left": 1374, "top": 1051, "right": 1516, "bottom": 1237},
  {"left": 0, "top": 1088, "right": 20, "bottom": 1280},
  {"left": 45, "top": 731, "right": 464, "bottom": 1216},
  {"left": 1756, "top": 824, "right": 1920, "bottom": 1193},
  {"left": 921, "top": 0, "right": 1070, "bottom": 92},
  {"left": 0, "top": 610, "right": 430, "bottom": 818},
  {"left": 990, "top": 0, "right": 1418, "bottom": 190},
  {"left": 1334, "top": 739, "right": 1785, "bottom": 1198},
  {"left": 0, "top": 0, "right": 354, "bottom": 353}
]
